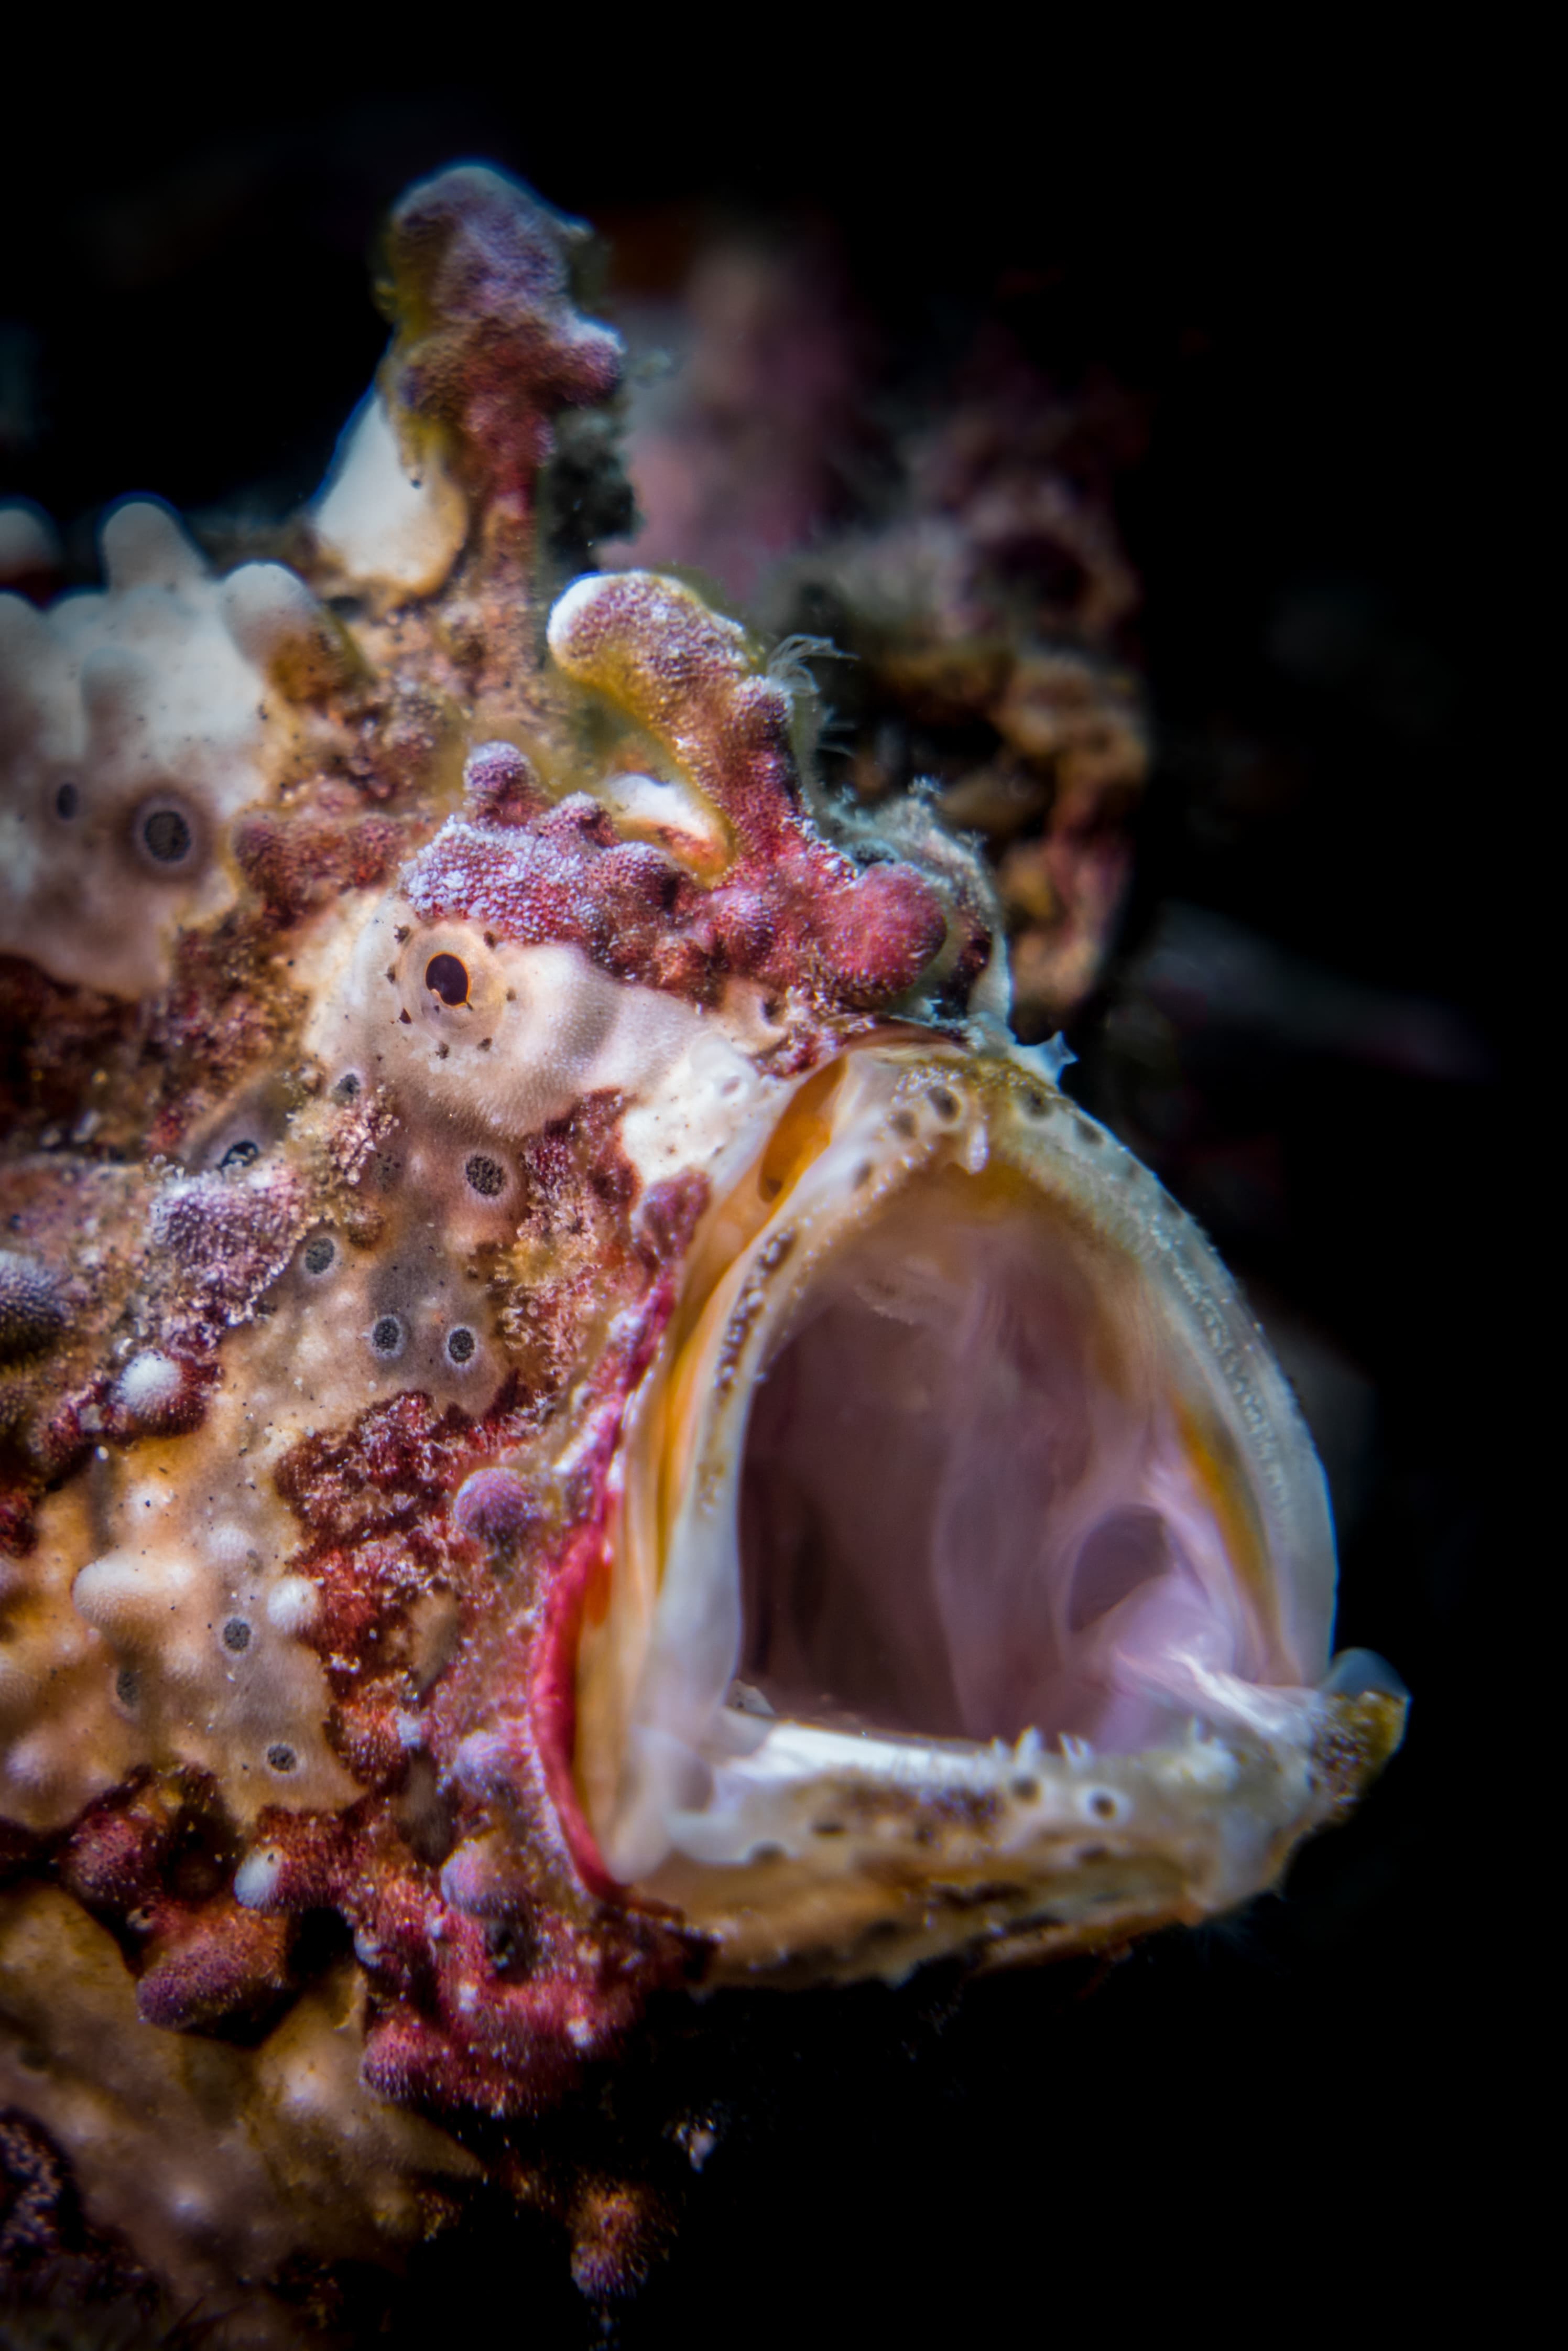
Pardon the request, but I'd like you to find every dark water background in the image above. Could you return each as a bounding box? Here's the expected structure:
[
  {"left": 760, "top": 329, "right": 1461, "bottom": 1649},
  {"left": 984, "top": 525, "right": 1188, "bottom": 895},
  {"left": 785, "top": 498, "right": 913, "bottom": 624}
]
[{"left": 1, "top": 58, "right": 1506, "bottom": 2343}]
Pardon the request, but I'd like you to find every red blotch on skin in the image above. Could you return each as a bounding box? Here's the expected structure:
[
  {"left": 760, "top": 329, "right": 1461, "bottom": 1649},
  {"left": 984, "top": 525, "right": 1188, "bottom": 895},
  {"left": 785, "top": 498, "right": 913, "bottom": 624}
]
[
  {"left": 276, "top": 1394, "right": 477, "bottom": 1549},
  {"left": 812, "top": 863, "right": 950, "bottom": 1007},
  {"left": 135, "top": 1898, "right": 293, "bottom": 2032},
  {"left": 0, "top": 1490, "right": 37, "bottom": 1558},
  {"left": 385, "top": 166, "right": 623, "bottom": 513},
  {"left": 451, "top": 1466, "right": 540, "bottom": 1550},
  {"left": 234, "top": 811, "right": 407, "bottom": 928},
  {"left": 360, "top": 1906, "right": 669, "bottom": 2120},
  {"left": 56, "top": 1777, "right": 172, "bottom": 1915},
  {"left": 463, "top": 742, "right": 548, "bottom": 828}
]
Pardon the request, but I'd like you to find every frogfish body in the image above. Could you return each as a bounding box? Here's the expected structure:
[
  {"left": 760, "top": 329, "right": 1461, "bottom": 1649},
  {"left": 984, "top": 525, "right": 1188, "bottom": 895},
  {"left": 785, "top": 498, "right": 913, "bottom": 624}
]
[{"left": 0, "top": 165, "right": 1403, "bottom": 2327}]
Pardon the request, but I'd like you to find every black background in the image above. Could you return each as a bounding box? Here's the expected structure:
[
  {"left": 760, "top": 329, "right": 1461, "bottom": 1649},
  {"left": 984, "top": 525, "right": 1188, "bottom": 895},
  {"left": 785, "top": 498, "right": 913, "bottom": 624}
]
[{"left": 1, "top": 49, "right": 1508, "bottom": 2344}]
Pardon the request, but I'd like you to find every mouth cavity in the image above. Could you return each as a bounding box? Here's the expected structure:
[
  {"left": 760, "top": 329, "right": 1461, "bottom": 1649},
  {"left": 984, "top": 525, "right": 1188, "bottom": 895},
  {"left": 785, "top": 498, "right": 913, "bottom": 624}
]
[{"left": 737, "top": 1163, "right": 1266, "bottom": 1759}]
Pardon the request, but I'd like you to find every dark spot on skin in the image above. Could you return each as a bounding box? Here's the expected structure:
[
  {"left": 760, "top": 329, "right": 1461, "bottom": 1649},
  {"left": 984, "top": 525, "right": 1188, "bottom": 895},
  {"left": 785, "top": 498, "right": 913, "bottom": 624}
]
[
  {"left": 889, "top": 1110, "right": 917, "bottom": 1140},
  {"left": 222, "top": 1618, "right": 252, "bottom": 1654},
  {"left": 485, "top": 1917, "right": 537, "bottom": 1978},
  {"left": 426, "top": 952, "right": 470, "bottom": 1007},
  {"left": 266, "top": 1743, "right": 298, "bottom": 1774},
  {"left": 115, "top": 1667, "right": 138, "bottom": 1708},
  {"left": 54, "top": 779, "right": 79, "bottom": 820},
  {"left": 446, "top": 1326, "right": 476, "bottom": 1366},
  {"left": 333, "top": 1073, "right": 361, "bottom": 1101},
  {"left": 812, "top": 1821, "right": 846, "bottom": 1837},
  {"left": 371, "top": 1314, "right": 404, "bottom": 1358},
  {"left": 302, "top": 1236, "right": 336, "bottom": 1277},
  {"left": 1088, "top": 1791, "right": 1119, "bottom": 1821},
  {"left": 220, "top": 1139, "right": 260, "bottom": 1172},
  {"left": 140, "top": 806, "right": 194, "bottom": 865},
  {"left": 398, "top": 1009, "right": 412, "bottom": 1025},
  {"left": 1010, "top": 1777, "right": 1039, "bottom": 1802},
  {"left": 465, "top": 1153, "right": 506, "bottom": 1198},
  {"left": 928, "top": 1086, "right": 959, "bottom": 1120}
]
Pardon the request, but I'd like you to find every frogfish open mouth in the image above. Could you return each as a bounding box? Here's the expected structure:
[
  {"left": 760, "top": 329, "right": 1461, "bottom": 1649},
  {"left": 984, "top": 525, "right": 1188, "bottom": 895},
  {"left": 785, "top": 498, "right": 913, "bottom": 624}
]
[{"left": 0, "top": 161, "right": 1404, "bottom": 2322}]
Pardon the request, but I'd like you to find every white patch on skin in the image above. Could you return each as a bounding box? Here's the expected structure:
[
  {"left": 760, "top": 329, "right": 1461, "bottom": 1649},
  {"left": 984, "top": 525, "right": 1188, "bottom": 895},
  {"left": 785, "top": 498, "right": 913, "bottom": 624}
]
[
  {"left": 234, "top": 1846, "right": 285, "bottom": 1909},
  {"left": 115, "top": 1351, "right": 183, "bottom": 1421},
  {"left": 266, "top": 1577, "right": 320, "bottom": 1636},
  {"left": 0, "top": 503, "right": 321, "bottom": 995},
  {"left": 311, "top": 897, "right": 732, "bottom": 1150},
  {"left": 592, "top": 770, "right": 732, "bottom": 877},
  {"left": 312, "top": 387, "right": 469, "bottom": 605},
  {"left": 0, "top": 499, "right": 60, "bottom": 580}
]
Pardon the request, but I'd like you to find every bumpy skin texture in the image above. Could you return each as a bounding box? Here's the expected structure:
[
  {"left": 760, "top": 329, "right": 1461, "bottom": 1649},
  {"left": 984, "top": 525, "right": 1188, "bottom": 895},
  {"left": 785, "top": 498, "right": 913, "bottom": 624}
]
[
  {"left": 2, "top": 166, "right": 1398, "bottom": 2344},
  {"left": 0, "top": 166, "right": 1012, "bottom": 2333}
]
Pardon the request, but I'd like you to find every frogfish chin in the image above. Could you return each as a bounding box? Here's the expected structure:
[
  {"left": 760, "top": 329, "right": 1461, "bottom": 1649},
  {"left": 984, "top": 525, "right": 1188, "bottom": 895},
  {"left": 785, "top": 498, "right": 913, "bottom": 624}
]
[{"left": 0, "top": 160, "right": 1403, "bottom": 2323}]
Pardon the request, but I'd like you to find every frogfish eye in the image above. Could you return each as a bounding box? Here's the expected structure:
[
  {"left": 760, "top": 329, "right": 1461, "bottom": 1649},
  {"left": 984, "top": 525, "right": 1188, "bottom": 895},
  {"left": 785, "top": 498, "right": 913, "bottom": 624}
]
[
  {"left": 426, "top": 952, "right": 470, "bottom": 1006},
  {"left": 569, "top": 1043, "right": 1403, "bottom": 1984},
  {"left": 464, "top": 1152, "right": 507, "bottom": 1198},
  {"left": 53, "top": 778, "right": 80, "bottom": 820}
]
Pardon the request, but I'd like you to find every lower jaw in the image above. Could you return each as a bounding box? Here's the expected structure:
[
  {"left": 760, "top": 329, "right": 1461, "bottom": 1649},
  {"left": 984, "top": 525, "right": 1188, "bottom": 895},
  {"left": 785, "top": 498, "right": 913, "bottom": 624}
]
[{"left": 625, "top": 1682, "right": 1404, "bottom": 1985}]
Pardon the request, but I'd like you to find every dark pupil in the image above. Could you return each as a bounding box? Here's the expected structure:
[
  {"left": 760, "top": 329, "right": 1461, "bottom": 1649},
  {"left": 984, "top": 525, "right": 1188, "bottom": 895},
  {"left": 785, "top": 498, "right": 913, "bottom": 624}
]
[
  {"left": 447, "top": 1327, "right": 475, "bottom": 1363},
  {"left": 221, "top": 1139, "right": 260, "bottom": 1171},
  {"left": 143, "top": 807, "right": 193, "bottom": 863},
  {"left": 334, "top": 1072, "right": 361, "bottom": 1100},
  {"left": 372, "top": 1315, "right": 402, "bottom": 1353},
  {"left": 115, "top": 1667, "right": 138, "bottom": 1706},
  {"left": 426, "top": 952, "right": 470, "bottom": 1006},
  {"left": 303, "top": 1237, "right": 335, "bottom": 1275},
  {"left": 55, "top": 780, "right": 80, "bottom": 820},
  {"left": 465, "top": 1153, "right": 505, "bottom": 1197},
  {"left": 267, "top": 1743, "right": 297, "bottom": 1772},
  {"left": 222, "top": 1618, "right": 251, "bottom": 1653}
]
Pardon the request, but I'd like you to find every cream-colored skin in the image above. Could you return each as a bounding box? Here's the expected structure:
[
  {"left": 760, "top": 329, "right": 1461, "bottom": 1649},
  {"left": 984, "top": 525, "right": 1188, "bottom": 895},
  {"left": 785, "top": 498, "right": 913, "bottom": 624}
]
[
  {"left": 0, "top": 1886, "right": 477, "bottom": 2337},
  {"left": 311, "top": 384, "right": 470, "bottom": 609},
  {"left": 0, "top": 502, "right": 329, "bottom": 997}
]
